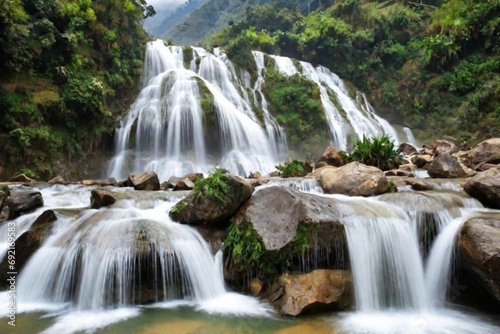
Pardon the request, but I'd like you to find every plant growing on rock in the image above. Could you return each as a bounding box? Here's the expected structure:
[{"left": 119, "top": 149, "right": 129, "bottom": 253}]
[
  {"left": 349, "top": 134, "right": 402, "bottom": 171},
  {"left": 192, "top": 168, "right": 231, "bottom": 205},
  {"left": 276, "top": 159, "right": 312, "bottom": 177}
]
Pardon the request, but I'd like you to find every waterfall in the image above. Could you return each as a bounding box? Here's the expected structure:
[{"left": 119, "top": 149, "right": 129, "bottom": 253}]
[{"left": 108, "top": 40, "right": 416, "bottom": 181}]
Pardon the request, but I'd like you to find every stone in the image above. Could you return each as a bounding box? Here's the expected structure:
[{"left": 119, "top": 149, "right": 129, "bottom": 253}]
[
  {"left": 315, "top": 147, "right": 347, "bottom": 168},
  {"left": 465, "top": 138, "right": 500, "bottom": 170},
  {"left": 426, "top": 139, "right": 459, "bottom": 156},
  {"left": 316, "top": 161, "right": 389, "bottom": 196},
  {"left": 249, "top": 278, "right": 264, "bottom": 296},
  {"left": 463, "top": 167, "right": 500, "bottom": 209},
  {"left": 426, "top": 153, "right": 467, "bottom": 178},
  {"left": 6, "top": 189, "right": 44, "bottom": 219},
  {"left": 48, "top": 175, "right": 67, "bottom": 184},
  {"left": 173, "top": 178, "right": 195, "bottom": 191},
  {"left": 82, "top": 179, "right": 114, "bottom": 186},
  {"left": 274, "top": 270, "right": 353, "bottom": 315},
  {"left": 169, "top": 174, "right": 254, "bottom": 228},
  {"left": 90, "top": 189, "right": 117, "bottom": 209},
  {"left": 398, "top": 143, "right": 418, "bottom": 156},
  {"left": 0, "top": 210, "right": 57, "bottom": 289},
  {"left": 458, "top": 218, "right": 500, "bottom": 307},
  {"left": 127, "top": 171, "right": 160, "bottom": 191},
  {"left": 411, "top": 154, "right": 432, "bottom": 168},
  {"left": 405, "top": 179, "right": 434, "bottom": 191},
  {"left": 8, "top": 174, "right": 36, "bottom": 183}
]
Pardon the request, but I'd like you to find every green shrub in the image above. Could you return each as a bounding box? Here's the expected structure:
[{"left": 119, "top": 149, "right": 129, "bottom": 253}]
[
  {"left": 192, "top": 169, "right": 230, "bottom": 204},
  {"left": 276, "top": 159, "right": 312, "bottom": 177},
  {"left": 349, "top": 134, "right": 402, "bottom": 171}
]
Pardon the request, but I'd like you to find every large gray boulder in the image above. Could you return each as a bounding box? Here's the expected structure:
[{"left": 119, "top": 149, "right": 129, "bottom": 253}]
[
  {"left": 426, "top": 153, "right": 467, "bottom": 178},
  {"left": 458, "top": 218, "right": 500, "bottom": 306},
  {"left": 270, "top": 270, "right": 353, "bottom": 316},
  {"left": 464, "top": 167, "right": 500, "bottom": 209},
  {"left": 169, "top": 174, "right": 253, "bottom": 228},
  {"left": 316, "top": 161, "right": 389, "bottom": 196},
  {"left": 7, "top": 189, "right": 44, "bottom": 219}
]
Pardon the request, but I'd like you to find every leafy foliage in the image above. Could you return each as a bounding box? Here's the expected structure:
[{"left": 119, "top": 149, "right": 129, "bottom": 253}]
[
  {"left": 349, "top": 134, "right": 403, "bottom": 171},
  {"left": 192, "top": 169, "right": 231, "bottom": 205},
  {"left": 0, "top": 0, "right": 151, "bottom": 178},
  {"left": 276, "top": 159, "right": 312, "bottom": 178},
  {"left": 223, "top": 221, "right": 311, "bottom": 279}
]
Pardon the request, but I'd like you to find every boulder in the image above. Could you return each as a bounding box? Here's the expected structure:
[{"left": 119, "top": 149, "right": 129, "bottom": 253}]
[
  {"left": 169, "top": 174, "right": 253, "bottom": 228},
  {"left": 8, "top": 174, "right": 36, "bottom": 183},
  {"left": 82, "top": 179, "right": 116, "bottom": 186},
  {"left": 458, "top": 218, "right": 500, "bottom": 306},
  {"left": 426, "top": 139, "right": 459, "bottom": 156},
  {"left": 465, "top": 138, "right": 500, "bottom": 170},
  {"left": 272, "top": 270, "right": 353, "bottom": 315},
  {"left": 463, "top": 167, "right": 500, "bottom": 209},
  {"left": 411, "top": 154, "right": 432, "bottom": 168},
  {"left": 0, "top": 210, "right": 57, "bottom": 289},
  {"left": 426, "top": 153, "right": 467, "bottom": 178},
  {"left": 398, "top": 143, "right": 418, "bottom": 156},
  {"left": 127, "top": 171, "right": 160, "bottom": 191},
  {"left": 316, "top": 161, "right": 389, "bottom": 196},
  {"left": 404, "top": 179, "right": 434, "bottom": 191},
  {"left": 168, "top": 173, "right": 203, "bottom": 190},
  {"left": 7, "top": 189, "right": 44, "bottom": 219},
  {"left": 315, "top": 147, "right": 347, "bottom": 168},
  {"left": 48, "top": 175, "right": 67, "bottom": 184},
  {"left": 90, "top": 189, "right": 117, "bottom": 209}
]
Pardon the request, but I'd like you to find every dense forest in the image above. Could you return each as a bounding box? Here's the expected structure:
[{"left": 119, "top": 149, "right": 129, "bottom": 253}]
[
  {"left": 0, "top": 0, "right": 498, "bottom": 180},
  {"left": 205, "top": 0, "right": 499, "bottom": 145},
  {"left": 0, "top": 0, "right": 153, "bottom": 179}
]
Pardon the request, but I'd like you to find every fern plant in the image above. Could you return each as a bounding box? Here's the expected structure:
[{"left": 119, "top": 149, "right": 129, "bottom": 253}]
[
  {"left": 192, "top": 169, "right": 231, "bottom": 204},
  {"left": 349, "top": 134, "right": 402, "bottom": 171}
]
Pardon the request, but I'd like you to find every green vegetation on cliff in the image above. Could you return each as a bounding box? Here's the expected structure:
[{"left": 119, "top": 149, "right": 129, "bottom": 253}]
[
  {"left": 0, "top": 0, "right": 153, "bottom": 179},
  {"left": 206, "top": 0, "right": 500, "bottom": 144}
]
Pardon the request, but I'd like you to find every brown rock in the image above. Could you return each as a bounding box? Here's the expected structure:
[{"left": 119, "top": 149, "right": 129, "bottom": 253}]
[
  {"left": 8, "top": 174, "right": 36, "bottom": 183},
  {"left": 465, "top": 138, "right": 500, "bottom": 170},
  {"left": 426, "top": 153, "right": 467, "bottom": 178},
  {"left": 411, "top": 154, "right": 432, "bottom": 168},
  {"left": 7, "top": 189, "right": 44, "bottom": 219},
  {"left": 464, "top": 167, "right": 500, "bottom": 209},
  {"left": 458, "top": 218, "right": 500, "bottom": 306},
  {"left": 275, "top": 270, "right": 352, "bottom": 315},
  {"left": 317, "top": 161, "right": 389, "bottom": 196},
  {"left": 90, "top": 189, "right": 117, "bottom": 209},
  {"left": 405, "top": 179, "right": 434, "bottom": 191},
  {"left": 127, "top": 171, "right": 160, "bottom": 191},
  {"left": 48, "top": 175, "right": 67, "bottom": 184},
  {"left": 315, "top": 147, "right": 347, "bottom": 168},
  {"left": 426, "top": 139, "right": 459, "bottom": 156},
  {"left": 398, "top": 143, "right": 418, "bottom": 156},
  {"left": 249, "top": 278, "right": 264, "bottom": 296}
]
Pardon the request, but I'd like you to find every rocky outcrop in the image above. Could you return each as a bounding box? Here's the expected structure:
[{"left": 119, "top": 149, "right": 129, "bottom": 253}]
[
  {"left": 465, "top": 138, "right": 500, "bottom": 170},
  {"left": 458, "top": 218, "right": 500, "bottom": 307},
  {"left": 6, "top": 188, "right": 44, "bottom": 219},
  {"left": 127, "top": 171, "right": 160, "bottom": 191},
  {"left": 463, "top": 167, "right": 500, "bottom": 209},
  {"left": 268, "top": 270, "right": 353, "bottom": 315},
  {"left": 90, "top": 189, "right": 117, "bottom": 209},
  {"left": 316, "top": 162, "right": 389, "bottom": 196},
  {"left": 169, "top": 174, "right": 253, "bottom": 228},
  {"left": 315, "top": 147, "right": 347, "bottom": 168},
  {"left": 426, "top": 153, "right": 467, "bottom": 178}
]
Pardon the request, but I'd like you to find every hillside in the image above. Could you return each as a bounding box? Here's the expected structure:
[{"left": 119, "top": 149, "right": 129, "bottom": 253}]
[
  {"left": 0, "top": 0, "right": 152, "bottom": 180},
  {"left": 205, "top": 0, "right": 500, "bottom": 144}
]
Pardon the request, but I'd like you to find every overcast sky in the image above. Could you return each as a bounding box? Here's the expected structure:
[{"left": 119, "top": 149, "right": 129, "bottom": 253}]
[{"left": 146, "top": 0, "right": 185, "bottom": 10}]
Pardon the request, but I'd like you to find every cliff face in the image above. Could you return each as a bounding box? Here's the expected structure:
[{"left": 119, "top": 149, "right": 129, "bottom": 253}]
[{"left": 0, "top": 0, "right": 150, "bottom": 181}]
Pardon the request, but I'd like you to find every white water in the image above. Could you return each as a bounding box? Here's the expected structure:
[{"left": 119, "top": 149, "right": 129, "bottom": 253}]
[
  {"left": 0, "top": 186, "right": 273, "bottom": 333},
  {"left": 331, "top": 190, "right": 500, "bottom": 333},
  {"left": 270, "top": 54, "right": 414, "bottom": 150},
  {"left": 108, "top": 41, "right": 417, "bottom": 181}
]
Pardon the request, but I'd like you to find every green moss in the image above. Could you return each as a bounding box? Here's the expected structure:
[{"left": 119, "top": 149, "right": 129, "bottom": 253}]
[{"left": 170, "top": 201, "right": 187, "bottom": 215}]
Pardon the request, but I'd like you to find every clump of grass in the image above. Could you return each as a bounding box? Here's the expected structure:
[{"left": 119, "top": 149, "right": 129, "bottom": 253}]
[
  {"left": 349, "top": 134, "right": 403, "bottom": 171},
  {"left": 276, "top": 159, "right": 312, "bottom": 177},
  {"left": 192, "top": 169, "right": 231, "bottom": 204}
]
